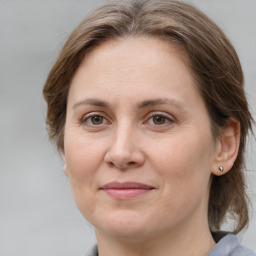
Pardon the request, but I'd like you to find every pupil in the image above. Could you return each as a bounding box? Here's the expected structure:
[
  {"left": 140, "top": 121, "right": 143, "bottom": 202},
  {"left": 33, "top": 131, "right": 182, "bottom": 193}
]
[
  {"left": 92, "top": 116, "right": 103, "bottom": 124},
  {"left": 154, "top": 116, "right": 165, "bottom": 124}
]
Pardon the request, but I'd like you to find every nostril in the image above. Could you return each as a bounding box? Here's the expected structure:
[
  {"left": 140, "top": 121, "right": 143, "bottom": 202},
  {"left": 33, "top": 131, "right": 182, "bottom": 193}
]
[
  {"left": 106, "top": 160, "right": 138, "bottom": 169},
  {"left": 128, "top": 161, "right": 136, "bottom": 166},
  {"left": 104, "top": 147, "right": 145, "bottom": 169},
  {"left": 107, "top": 162, "right": 115, "bottom": 168}
]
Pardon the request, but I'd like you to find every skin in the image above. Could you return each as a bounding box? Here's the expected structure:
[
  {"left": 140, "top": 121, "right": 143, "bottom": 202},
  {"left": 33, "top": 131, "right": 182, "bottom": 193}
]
[{"left": 64, "top": 37, "right": 240, "bottom": 256}]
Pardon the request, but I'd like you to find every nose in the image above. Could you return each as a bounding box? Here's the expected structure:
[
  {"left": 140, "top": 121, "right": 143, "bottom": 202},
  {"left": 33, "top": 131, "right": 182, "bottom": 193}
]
[{"left": 104, "top": 124, "right": 145, "bottom": 170}]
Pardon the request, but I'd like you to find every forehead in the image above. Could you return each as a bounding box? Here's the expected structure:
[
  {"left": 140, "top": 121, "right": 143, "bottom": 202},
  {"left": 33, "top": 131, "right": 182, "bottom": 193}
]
[
  {"left": 68, "top": 37, "right": 207, "bottom": 116},
  {"left": 78, "top": 37, "right": 189, "bottom": 75},
  {"left": 70, "top": 37, "right": 195, "bottom": 93}
]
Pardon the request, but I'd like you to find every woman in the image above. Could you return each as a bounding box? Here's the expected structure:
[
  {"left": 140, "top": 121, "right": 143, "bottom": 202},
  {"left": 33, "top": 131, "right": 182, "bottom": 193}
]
[{"left": 43, "top": 0, "right": 255, "bottom": 255}]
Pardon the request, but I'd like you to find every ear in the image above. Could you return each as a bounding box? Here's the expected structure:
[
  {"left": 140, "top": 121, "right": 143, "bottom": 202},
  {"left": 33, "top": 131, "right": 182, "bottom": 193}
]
[
  {"left": 212, "top": 118, "right": 240, "bottom": 176},
  {"left": 64, "top": 162, "right": 69, "bottom": 177},
  {"left": 61, "top": 153, "right": 69, "bottom": 177}
]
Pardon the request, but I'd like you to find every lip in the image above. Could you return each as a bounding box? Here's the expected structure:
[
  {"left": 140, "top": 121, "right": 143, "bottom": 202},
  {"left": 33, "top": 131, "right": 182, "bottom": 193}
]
[{"left": 100, "top": 182, "right": 155, "bottom": 199}]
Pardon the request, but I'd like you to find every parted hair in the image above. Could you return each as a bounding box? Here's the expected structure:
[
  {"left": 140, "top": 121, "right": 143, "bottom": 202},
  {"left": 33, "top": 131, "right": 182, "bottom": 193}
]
[{"left": 43, "top": 0, "right": 254, "bottom": 233}]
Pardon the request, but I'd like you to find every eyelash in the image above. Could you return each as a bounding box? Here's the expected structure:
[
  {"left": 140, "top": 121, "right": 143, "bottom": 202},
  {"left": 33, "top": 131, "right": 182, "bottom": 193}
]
[
  {"left": 80, "top": 112, "right": 175, "bottom": 128},
  {"left": 81, "top": 112, "right": 110, "bottom": 127},
  {"left": 145, "top": 112, "right": 174, "bottom": 127}
]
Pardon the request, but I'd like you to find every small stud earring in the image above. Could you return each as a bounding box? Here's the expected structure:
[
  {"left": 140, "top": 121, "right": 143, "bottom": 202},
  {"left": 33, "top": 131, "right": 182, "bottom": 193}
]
[{"left": 219, "top": 166, "right": 224, "bottom": 172}]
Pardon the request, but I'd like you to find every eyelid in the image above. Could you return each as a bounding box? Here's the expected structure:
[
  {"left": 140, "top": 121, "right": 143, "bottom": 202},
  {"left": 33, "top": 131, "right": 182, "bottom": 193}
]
[
  {"left": 144, "top": 111, "right": 175, "bottom": 126},
  {"left": 80, "top": 111, "right": 175, "bottom": 127},
  {"left": 81, "top": 111, "right": 111, "bottom": 126},
  {"left": 147, "top": 111, "right": 174, "bottom": 120},
  {"left": 82, "top": 111, "right": 104, "bottom": 119},
  {"left": 147, "top": 111, "right": 174, "bottom": 119}
]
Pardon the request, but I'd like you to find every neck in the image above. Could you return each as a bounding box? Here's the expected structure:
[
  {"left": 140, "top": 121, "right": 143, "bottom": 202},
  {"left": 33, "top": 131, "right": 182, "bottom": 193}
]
[{"left": 95, "top": 218, "right": 216, "bottom": 256}]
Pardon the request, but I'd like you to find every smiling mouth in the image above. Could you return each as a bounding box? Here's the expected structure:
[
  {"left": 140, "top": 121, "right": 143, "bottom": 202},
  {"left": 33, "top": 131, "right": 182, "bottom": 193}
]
[{"left": 100, "top": 182, "right": 155, "bottom": 199}]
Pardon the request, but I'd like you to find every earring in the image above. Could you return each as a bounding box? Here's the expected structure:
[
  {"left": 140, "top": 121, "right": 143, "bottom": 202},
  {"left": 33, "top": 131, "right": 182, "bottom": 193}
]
[{"left": 219, "top": 166, "right": 224, "bottom": 172}]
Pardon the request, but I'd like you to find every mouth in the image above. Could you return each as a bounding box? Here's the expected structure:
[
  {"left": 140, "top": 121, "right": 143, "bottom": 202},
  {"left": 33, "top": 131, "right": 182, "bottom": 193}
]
[{"left": 100, "top": 182, "right": 155, "bottom": 200}]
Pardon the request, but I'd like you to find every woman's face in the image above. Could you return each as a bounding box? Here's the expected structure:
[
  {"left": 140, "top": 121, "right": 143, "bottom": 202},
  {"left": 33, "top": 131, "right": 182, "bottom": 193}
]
[{"left": 64, "top": 37, "right": 219, "bottom": 242}]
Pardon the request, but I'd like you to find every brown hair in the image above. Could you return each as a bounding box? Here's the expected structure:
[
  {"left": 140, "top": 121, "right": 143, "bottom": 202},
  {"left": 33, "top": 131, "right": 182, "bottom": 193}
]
[{"left": 43, "top": 0, "right": 254, "bottom": 233}]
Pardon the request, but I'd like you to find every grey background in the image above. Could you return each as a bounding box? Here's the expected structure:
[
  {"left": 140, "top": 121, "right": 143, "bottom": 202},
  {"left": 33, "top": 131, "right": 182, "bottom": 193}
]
[{"left": 0, "top": 0, "right": 255, "bottom": 255}]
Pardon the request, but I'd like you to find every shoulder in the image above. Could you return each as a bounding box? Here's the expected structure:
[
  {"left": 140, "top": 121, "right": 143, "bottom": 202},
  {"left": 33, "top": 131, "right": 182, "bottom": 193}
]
[{"left": 208, "top": 234, "right": 256, "bottom": 256}]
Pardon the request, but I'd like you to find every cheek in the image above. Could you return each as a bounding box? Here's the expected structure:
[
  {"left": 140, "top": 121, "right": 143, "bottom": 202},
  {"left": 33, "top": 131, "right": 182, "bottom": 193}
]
[
  {"left": 64, "top": 131, "right": 105, "bottom": 181},
  {"left": 64, "top": 133, "right": 104, "bottom": 221},
  {"left": 152, "top": 138, "right": 212, "bottom": 174},
  {"left": 150, "top": 132, "right": 214, "bottom": 196},
  {"left": 148, "top": 136, "right": 213, "bottom": 224}
]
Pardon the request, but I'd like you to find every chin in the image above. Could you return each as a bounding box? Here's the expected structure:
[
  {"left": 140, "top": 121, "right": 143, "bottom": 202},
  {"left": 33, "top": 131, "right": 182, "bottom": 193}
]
[{"left": 93, "top": 209, "right": 155, "bottom": 241}]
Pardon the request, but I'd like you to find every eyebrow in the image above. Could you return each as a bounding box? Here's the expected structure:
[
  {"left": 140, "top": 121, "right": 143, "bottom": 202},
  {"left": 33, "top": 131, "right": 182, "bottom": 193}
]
[
  {"left": 137, "top": 98, "right": 187, "bottom": 111},
  {"left": 72, "top": 97, "right": 188, "bottom": 112},
  {"left": 72, "top": 98, "right": 110, "bottom": 109}
]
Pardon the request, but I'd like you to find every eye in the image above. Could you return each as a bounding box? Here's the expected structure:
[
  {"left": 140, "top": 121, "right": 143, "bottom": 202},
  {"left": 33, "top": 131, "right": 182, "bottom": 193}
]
[
  {"left": 145, "top": 113, "right": 174, "bottom": 127},
  {"left": 90, "top": 115, "right": 104, "bottom": 125},
  {"left": 81, "top": 113, "right": 109, "bottom": 127},
  {"left": 152, "top": 115, "right": 167, "bottom": 125}
]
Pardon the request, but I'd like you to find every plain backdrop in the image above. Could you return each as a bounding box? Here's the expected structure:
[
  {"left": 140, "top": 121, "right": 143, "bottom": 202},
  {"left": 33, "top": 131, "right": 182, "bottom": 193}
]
[{"left": 0, "top": 0, "right": 255, "bottom": 255}]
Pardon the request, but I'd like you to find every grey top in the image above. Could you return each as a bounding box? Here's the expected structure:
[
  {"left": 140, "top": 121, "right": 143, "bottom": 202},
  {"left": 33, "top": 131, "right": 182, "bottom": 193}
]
[
  {"left": 207, "top": 234, "right": 256, "bottom": 256},
  {"left": 84, "top": 234, "right": 256, "bottom": 256}
]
